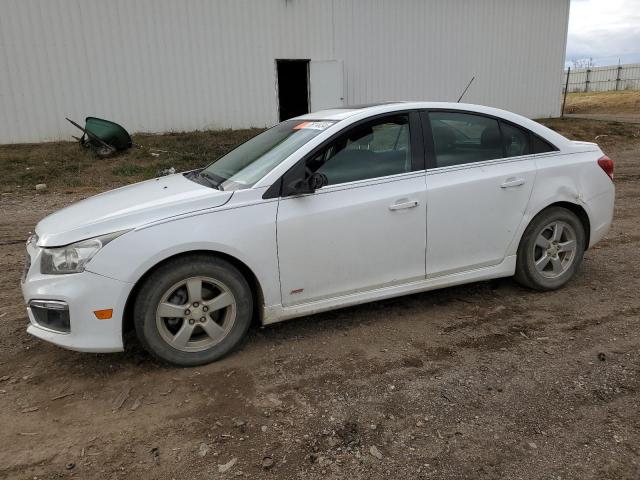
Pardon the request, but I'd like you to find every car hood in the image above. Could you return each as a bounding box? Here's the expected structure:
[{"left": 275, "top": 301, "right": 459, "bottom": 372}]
[{"left": 36, "top": 174, "right": 233, "bottom": 246}]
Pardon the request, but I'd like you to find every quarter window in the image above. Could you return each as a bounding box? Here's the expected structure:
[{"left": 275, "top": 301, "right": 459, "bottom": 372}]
[
  {"left": 428, "top": 112, "right": 503, "bottom": 168},
  {"left": 532, "top": 135, "right": 557, "bottom": 153},
  {"left": 306, "top": 115, "right": 412, "bottom": 185}
]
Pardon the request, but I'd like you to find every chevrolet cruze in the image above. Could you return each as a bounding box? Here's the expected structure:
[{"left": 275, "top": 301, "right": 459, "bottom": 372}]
[{"left": 21, "top": 102, "right": 615, "bottom": 366}]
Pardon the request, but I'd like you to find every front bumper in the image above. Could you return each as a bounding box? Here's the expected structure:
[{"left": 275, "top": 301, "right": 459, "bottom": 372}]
[{"left": 21, "top": 266, "right": 132, "bottom": 353}]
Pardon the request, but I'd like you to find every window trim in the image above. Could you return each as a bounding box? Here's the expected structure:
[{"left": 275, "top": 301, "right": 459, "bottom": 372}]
[
  {"left": 264, "top": 110, "right": 425, "bottom": 199},
  {"left": 280, "top": 170, "right": 427, "bottom": 200},
  {"left": 421, "top": 109, "right": 559, "bottom": 170}
]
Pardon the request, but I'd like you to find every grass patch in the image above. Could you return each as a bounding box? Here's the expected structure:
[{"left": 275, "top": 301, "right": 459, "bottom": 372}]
[
  {"left": 564, "top": 90, "right": 640, "bottom": 114},
  {"left": 111, "top": 164, "right": 151, "bottom": 177},
  {"left": 0, "top": 128, "right": 262, "bottom": 193}
]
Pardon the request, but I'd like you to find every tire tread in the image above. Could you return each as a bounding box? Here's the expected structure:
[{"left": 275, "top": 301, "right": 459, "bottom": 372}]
[
  {"left": 133, "top": 254, "right": 253, "bottom": 366},
  {"left": 514, "top": 206, "right": 586, "bottom": 291}
]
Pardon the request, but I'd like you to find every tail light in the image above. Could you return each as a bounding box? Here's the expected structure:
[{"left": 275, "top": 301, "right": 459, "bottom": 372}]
[{"left": 597, "top": 155, "right": 614, "bottom": 180}]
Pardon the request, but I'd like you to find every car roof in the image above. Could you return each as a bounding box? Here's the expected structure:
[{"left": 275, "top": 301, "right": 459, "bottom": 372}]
[
  {"left": 293, "top": 102, "right": 407, "bottom": 121},
  {"left": 294, "top": 101, "right": 524, "bottom": 121},
  {"left": 292, "top": 101, "right": 570, "bottom": 149}
]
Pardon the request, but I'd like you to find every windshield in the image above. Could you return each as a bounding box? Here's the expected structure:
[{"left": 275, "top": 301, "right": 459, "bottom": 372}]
[{"left": 200, "top": 120, "right": 336, "bottom": 191}]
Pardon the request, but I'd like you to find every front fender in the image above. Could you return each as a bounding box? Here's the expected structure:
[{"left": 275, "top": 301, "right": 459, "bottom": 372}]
[{"left": 86, "top": 201, "right": 281, "bottom": 307}]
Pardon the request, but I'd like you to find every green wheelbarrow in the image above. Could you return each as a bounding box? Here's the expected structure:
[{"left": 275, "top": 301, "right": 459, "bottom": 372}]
[{"left": 66, "top": 116, "right": 132, "bottom": 158}]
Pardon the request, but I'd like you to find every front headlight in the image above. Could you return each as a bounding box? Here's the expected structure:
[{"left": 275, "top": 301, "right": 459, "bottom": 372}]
[{"left": 40, "top": 231, "right": 127, "bottom": 275}]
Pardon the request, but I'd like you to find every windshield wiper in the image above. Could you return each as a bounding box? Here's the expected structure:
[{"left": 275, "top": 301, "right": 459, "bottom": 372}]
[{"left": 198, "top": 170, "right": 224, "bottom": 191}]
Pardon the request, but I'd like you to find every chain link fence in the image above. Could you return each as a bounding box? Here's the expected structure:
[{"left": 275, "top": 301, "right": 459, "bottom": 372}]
[{"left": 563, "top": 63, "right": 640, "bottom": 93}]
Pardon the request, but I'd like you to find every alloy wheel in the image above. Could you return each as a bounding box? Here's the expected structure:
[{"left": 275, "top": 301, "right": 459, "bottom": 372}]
[
  {"left": 532, "top": 221, "right": 578, "bottom": 279},
  {"left": 155, "top": 276, "right": 236, "bottom": 352}
]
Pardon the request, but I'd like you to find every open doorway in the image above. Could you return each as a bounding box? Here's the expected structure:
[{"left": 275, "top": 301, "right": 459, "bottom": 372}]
[{"left": 276, "top": 59, "right": 309, "bottom": 121}]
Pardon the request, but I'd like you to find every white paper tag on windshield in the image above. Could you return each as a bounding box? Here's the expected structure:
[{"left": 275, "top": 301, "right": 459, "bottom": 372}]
[{"left": 294, "top": 121, "right": 335, "bottom": 131}]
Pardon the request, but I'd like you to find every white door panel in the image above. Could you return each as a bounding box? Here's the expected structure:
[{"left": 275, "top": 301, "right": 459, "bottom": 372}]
[
  {"left": 426, "top": 159, "right": 536, "bottom": 277},
  {"left": 310, "top": 60, "right": 344, "bottom": 111},
  {"left": 277, "top": 174, "right": 427, "bottom": 306}
]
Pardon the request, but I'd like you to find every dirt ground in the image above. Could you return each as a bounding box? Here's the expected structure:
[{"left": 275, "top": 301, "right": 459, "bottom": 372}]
[{"left": 1, "top": 119, "right": 639, "bottom": 479}]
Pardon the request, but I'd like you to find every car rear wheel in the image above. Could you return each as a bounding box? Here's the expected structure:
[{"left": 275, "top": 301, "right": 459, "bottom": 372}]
[
  {"left": 514, "top": 207, "right": 586, "bottom": 291},
  {"left": 133, "top": 255, "right": 252, "bottom": 366}
]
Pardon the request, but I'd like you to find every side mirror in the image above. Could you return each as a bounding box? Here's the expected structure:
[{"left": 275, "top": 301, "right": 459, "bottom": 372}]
[
  {"left": 288, "top": 172, "right": 328, "bottom": 195},
  {"left": 308, "top": 172, "right": 329, "bottom": 190}
]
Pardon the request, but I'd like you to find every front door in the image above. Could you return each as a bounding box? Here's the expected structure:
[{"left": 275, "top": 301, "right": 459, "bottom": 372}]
[
  {"left": 276, "top": 112, "right": 427, "bottom": 306},
  {"left": 423, "top": 110, "right": 537, "bottom": 277}
]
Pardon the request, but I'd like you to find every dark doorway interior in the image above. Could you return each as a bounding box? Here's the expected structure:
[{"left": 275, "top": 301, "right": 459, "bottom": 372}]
[{"left": 277, "top": 59, "right": 310, "bottom": 121}]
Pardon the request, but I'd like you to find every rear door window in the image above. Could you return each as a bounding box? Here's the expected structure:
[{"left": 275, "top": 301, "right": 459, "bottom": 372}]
[{"left": 428, "top": 112, "right": 503, "bottom": 168}]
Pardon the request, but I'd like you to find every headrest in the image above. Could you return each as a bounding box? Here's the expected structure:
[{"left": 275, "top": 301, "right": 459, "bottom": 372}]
[
  {"left": 481, "top": 127, "right": 502, "bottom": 149},
  {"left": 433, "top": 126, "right": 456, "bottom": 152},
  {"left": 348, "top": 125, "right": 374, "bottom": 143}
]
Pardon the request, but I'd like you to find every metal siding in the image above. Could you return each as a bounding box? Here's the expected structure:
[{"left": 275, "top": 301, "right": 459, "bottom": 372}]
[
  {"left": 333, "top": 0, "right": 569, "bottom": 118},
  {"left": 0, "top": 0, "right": 569, "bottom": 144}
]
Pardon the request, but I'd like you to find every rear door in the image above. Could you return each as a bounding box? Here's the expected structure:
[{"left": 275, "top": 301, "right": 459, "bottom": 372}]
[
  {"left": 276, "top": 112, "right": 427, "bottom": 306},
  {"left": 423, "top": 110, "right": 537, "bottom": 277}
]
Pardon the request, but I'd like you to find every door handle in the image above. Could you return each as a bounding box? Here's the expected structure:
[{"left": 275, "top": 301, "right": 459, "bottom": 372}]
[
  {"left": 500, "top": 177, "right": 525, "bottom": 188},
  {"left": 389, "top": 200, "right": 419, "bottom": 211}
]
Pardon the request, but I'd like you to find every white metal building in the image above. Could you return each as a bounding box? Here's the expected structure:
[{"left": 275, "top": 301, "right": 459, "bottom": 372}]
[{"left": 0, "top": 0, "right": 570, "bottom": 144}]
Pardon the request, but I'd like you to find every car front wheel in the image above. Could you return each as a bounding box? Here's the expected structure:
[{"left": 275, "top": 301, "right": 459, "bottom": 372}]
[
  {"left": 514, "top": 207, "right": 586, "bottom": 291},
  {"left": 133, "top": 255, "right": 253, "bottom": 366}
]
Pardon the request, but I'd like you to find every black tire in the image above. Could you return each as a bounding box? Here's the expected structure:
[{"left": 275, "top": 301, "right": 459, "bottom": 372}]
[
  {"left": 133, "top": 255, "right": 253, "bottom": 367},
  {"left": 514, "top": 207, "right": 586, "bottom": 291}
]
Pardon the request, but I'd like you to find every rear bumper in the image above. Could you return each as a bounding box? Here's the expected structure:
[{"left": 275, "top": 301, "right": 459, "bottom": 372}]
[
  {"left": 585, "top": 187, "right": 615, "bottom": 248},
  {"left": 21, "top": 270, "right": 132, "bottom": 353}
]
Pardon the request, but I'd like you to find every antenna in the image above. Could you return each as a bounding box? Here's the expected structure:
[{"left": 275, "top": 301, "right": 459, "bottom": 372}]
[{"left": 457, "top": 76, "right": 475, "bottom": 103}]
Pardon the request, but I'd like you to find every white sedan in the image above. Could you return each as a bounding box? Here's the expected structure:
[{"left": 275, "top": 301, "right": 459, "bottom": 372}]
[{"left": 21, "top": 102, "right": 615, "bottom": 366}]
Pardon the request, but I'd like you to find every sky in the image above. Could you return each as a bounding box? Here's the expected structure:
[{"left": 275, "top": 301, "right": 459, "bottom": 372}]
[{"left": 567, "top": 0, "right": 640, "bottom": 67}]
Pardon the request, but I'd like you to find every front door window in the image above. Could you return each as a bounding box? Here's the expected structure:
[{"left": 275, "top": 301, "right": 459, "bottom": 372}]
[{"left": 305, "top": 115, "right": 412, "bottom": 185}]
